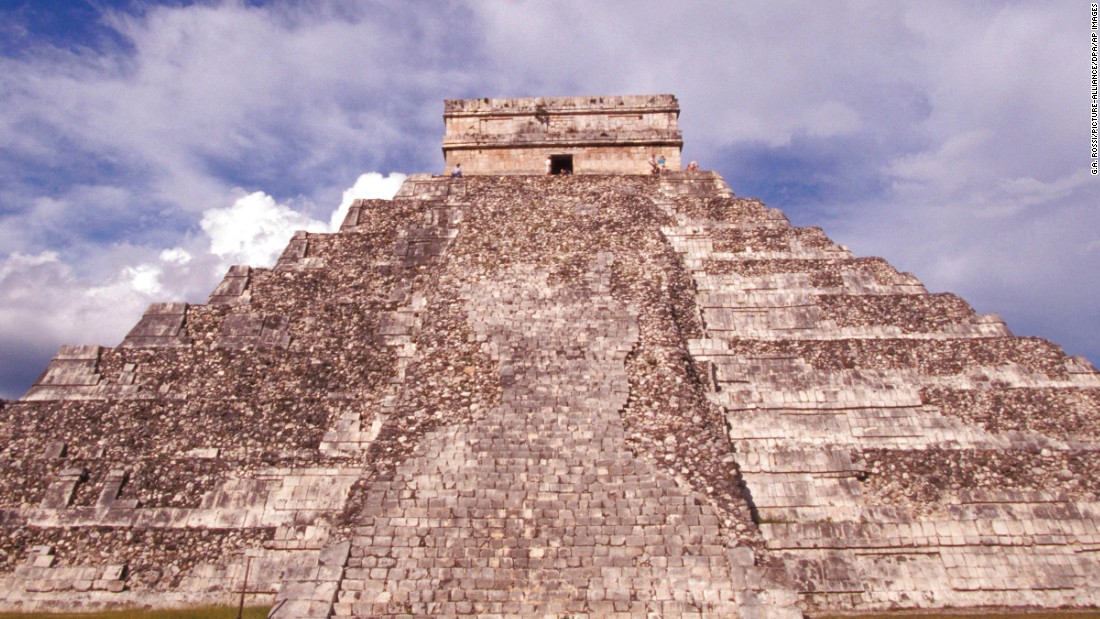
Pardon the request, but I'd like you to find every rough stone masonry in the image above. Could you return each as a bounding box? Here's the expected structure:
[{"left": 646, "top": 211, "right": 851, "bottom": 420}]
[{"left": 1, "top": 96, "right": 1099, "bottom": 618}]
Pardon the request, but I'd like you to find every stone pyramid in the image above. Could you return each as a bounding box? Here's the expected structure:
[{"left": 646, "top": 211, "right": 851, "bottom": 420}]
[{"left": 2, "top": 99, "right": 1099, "bottom": 618}]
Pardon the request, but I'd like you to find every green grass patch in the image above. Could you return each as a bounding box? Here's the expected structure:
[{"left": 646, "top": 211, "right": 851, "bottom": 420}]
[{"left": 0, "top": 606, "right": 269, "bottom": 619}]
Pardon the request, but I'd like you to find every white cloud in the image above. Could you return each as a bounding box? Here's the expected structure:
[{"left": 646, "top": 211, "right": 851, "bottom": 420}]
[
  {"left": 0, "top": 251, "right": 59, "bottom": 283},
  {"left": 159, "top": 247, "right": 192, "bottom": 265},
  {"left": 201, "top": 191, "right": 328, "bottom": 267},
  {"left": 120, "top": 263, "right": 165, "bottom": 296},
  {"left": 0, "top": 0, "right": 1095, "bottom": 395},
  {"left": 470, "top": 1, "right": 914, "bottom": 151},
  {"left": 329, "top": 172, "right": 407, "bottom": 231},
  {"left": 197, "top": 171, "right": 407, "bottom": 271},
  {"left": 0, "top": 250, "right": 152, "bottom": 350}
]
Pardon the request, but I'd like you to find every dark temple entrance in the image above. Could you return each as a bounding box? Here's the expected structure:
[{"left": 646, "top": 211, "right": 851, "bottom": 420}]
[{"left": 550, "top": 154, "right": 574, "bottom": 175}]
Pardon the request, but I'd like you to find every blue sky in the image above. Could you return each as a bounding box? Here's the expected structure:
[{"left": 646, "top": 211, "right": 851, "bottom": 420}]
[{"left": 1, "top": 0, "right": 1096, "bottom": 399}]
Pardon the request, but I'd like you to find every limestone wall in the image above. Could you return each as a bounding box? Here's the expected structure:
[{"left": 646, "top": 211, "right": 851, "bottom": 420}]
[
  {"left": 444, "top": 144, "right": 682, "bottom": 176},
  {"left": 443, "top": 95, "right": 683, "bottom": 174}
]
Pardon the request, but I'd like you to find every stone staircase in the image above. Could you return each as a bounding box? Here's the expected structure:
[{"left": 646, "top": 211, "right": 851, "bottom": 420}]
[
  {"left": 324, "top": 254, "right": 797, "bottom": 617},
  {"left": 657, "top": 173, "right": 1100, "bottom": 612}
]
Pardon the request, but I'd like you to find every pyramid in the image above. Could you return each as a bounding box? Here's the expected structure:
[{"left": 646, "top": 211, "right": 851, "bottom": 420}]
[{"left": 1, "top": 97, "right": 1098, "bottom": 618}]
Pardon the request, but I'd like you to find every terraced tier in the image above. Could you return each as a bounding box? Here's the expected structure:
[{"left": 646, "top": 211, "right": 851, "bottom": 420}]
[
  {"left": 658, "top": 174, "right": 1100, "bottom": 613},
  {"left": 1, "top": 172, "right": 1097, "bottom": 617}
]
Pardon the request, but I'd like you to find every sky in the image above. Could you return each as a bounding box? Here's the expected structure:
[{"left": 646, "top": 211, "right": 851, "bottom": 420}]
[{"left": 0, "top": 0, "right": 1096, "bottom": 399}]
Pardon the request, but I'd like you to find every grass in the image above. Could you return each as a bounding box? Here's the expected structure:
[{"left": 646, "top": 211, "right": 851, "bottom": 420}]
[{"left": 0, "top": 607, "right": 269, "bottom": 619}]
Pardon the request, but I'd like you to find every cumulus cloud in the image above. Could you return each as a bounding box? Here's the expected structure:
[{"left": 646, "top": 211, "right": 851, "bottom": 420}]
[
  {"left": 470, "top": 1, "right": 916, "bottom": 152},
  {"left": 196, "top": 171, "right": 407, "bottom": 273},
  {"left": 0, "top": 0, "right": 1095, "bottom": 397},
  {"left": 328, "top": 172, "right": 407, "bottom": 231},
  {"left": 201, "top": 191, "right": 328, "bottom": 267}
]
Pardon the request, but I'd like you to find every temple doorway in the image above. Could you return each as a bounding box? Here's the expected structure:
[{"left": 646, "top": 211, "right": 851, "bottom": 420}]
[{"left": 550, "top": 154, "right": 574, "bottom": 175}]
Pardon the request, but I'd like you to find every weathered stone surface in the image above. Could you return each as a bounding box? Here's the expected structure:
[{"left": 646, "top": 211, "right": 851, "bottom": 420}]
[
  {"left": 22, "top": 346, "right": 107, "bottom": 401},
  {"left": 443, "top": 94, "right": 683, "bottom": 175},
  {"left": 121, "top": 303, "right": 190, "bottom": 349},
  {"left": 1, "top": 97, "right": 1098, "bottom": 616},
  {"left": 661, "top": 173, "right": 1100, "bottom": 613},
  {"left": 207, "top": 265, "right": 252, "bottom": 307}
]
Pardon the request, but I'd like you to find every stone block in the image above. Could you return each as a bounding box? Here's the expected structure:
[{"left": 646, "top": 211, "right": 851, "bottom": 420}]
[
  {"left": 120, "top": 303, "right": 189, "bottom": 348},
  {"left": 40, "top": 468, "right": 85, "bottom": 509},
  {"left": 208, "top": 265, "right": 252, "bottom": 305},
  {"left": 43, "top": 442, "right": 67, "bottom": 459},
  {"left": 728, "top": 547, "right": 755, "bottom": 567},
  {"left": 101, "top": 564, "right": 127, "bottom": 581},
  {"left": 319, "top": 541, "right": 351, "bottom": 567}
]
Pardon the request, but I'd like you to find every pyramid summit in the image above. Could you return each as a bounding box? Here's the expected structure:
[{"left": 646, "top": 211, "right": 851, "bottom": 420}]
[
  {"left": 2, "top": 96, "right": 1100, "bottom": 617},
  {"left": 442, "top": 94, "right": 683, "bottom": 175}
]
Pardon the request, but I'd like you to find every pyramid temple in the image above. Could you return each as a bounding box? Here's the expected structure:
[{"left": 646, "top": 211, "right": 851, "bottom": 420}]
[{"left": 2, "top": 94, "right": 1099, "bottom": 618}]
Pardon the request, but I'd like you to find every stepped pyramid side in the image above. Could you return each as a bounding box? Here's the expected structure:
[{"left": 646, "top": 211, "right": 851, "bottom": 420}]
[
  {"left": 0, "top": 172, "right": 1097, "bottom": 617},
  {"left": 656, "top": 174, "right": 1100, "bottom": 613}
]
